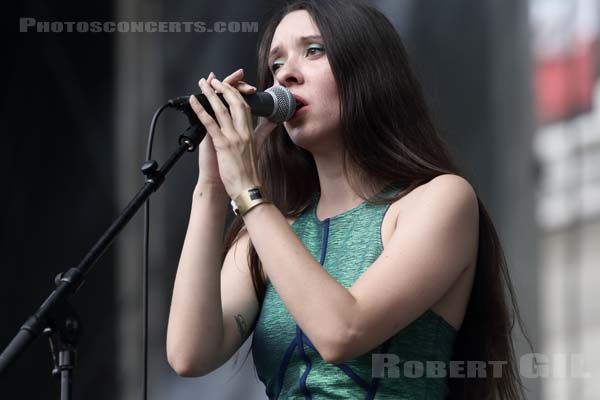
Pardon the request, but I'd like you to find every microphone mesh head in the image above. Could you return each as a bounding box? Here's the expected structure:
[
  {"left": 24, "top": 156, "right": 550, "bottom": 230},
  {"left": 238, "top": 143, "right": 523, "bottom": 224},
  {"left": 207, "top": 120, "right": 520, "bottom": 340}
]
[{"left": 265, "top": 86, "right": 296, "bottom": 123}]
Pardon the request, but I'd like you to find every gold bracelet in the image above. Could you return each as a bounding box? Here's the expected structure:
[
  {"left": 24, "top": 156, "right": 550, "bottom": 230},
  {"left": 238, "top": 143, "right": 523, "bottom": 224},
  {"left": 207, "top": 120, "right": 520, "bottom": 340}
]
[{"left": 230, "top": 186, "right": 270, "bottom": 216}]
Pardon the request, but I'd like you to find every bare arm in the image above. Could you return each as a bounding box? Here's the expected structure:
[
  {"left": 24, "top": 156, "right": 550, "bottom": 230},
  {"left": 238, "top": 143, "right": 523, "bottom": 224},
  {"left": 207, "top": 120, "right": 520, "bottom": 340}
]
[
  {"left": 241, "top": 174, "right": 478, "bottom": 364},
  {"left": 167, "top": 69, "right": 272, "bottom": 377},
  {"left": 166, "top": 184, "right": 260, "bottom": 377}
]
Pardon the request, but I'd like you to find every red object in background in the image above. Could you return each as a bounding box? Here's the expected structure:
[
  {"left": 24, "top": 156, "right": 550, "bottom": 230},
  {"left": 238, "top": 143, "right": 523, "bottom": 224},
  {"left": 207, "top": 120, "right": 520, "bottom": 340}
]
[{"left": 534, "top": 39, "right": 597, "bottom": 124}]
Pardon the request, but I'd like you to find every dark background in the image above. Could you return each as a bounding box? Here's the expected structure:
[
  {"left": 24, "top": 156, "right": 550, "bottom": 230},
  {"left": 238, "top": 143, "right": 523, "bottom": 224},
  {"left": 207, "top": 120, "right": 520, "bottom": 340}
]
[{"left": 1, "top": 1, "right": 116, "bottom": 399}]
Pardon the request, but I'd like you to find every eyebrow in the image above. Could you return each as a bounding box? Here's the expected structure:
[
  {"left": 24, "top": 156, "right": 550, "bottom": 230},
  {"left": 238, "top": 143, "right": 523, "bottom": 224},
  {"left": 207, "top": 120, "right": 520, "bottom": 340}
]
[{"left": 269, "top": 35, "right": 323, "bottom": 59}]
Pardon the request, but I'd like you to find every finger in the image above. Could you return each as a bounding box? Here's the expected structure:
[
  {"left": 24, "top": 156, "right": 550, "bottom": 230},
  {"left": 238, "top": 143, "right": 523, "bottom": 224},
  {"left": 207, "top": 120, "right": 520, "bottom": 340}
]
[
  {"left": 207, "top": 72, "right": 220, "bottom": 94},
  {"left": 210, "top": 78, "right": 253, "bottom": 139},
  {"left": 189, "top": 94, "right": 225, "bottom": 145},
  {"left": 234, "top": 80, "right": 257, "bottom": 94},
  {"left": 223, "top": 68, "right": 244, "bottom": 85},
  {"left": 221, "top": 69, "right": 257, "bottom": 96},
  {"left": 199, "top": 77, "right": 237, "bottom": 139}
]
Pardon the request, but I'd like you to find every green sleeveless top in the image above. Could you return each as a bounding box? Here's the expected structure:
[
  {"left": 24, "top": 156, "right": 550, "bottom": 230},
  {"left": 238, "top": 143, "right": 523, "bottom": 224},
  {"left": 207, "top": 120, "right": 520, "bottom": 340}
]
[{"left": 252, "top": 185, "right": 457, "bottom": 399}]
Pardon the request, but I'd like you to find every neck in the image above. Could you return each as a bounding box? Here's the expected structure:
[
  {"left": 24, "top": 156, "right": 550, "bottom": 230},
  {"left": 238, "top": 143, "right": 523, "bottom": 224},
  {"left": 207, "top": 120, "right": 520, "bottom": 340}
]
[{"left": 311, "top": 151, "right": 385, "bottom": 220}]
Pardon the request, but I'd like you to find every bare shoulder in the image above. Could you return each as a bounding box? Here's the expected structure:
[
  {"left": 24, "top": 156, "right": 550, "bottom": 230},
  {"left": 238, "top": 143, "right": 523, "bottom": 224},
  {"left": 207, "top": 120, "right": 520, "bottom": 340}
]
[
  {"left": 406, "top": 174, "right": 478, "bottom": 213},
  {"left": 424, "top": 174, "right": 477, "bottom": 204},
  {"left": 390, "top": 174, "right": 479, "bottom": 238}
]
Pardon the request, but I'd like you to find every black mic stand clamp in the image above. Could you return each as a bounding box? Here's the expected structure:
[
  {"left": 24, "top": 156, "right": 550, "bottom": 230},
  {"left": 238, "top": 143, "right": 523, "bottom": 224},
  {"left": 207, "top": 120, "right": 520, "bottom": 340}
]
[{"left": 43, "top": 283, "right": 81, "bottom": 400}]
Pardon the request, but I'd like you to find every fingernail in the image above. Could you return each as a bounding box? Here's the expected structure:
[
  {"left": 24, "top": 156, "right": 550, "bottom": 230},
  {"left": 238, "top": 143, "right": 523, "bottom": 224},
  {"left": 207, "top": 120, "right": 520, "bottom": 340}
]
[{"left": 199, "top": 78, "right": 206, "bottom": 86}]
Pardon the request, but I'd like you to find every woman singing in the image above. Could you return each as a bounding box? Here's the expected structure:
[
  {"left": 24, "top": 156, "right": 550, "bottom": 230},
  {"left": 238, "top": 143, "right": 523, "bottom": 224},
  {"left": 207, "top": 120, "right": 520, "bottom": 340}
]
[{"left": 167, "top": 0, "right": 533, "bottom": 398}]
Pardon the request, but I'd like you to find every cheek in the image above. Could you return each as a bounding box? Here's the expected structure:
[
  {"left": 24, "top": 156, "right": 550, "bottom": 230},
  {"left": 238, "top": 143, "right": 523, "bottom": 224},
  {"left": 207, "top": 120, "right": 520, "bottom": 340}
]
[{"left": 314, "top": 64, "right": 340, "bottom": 119}]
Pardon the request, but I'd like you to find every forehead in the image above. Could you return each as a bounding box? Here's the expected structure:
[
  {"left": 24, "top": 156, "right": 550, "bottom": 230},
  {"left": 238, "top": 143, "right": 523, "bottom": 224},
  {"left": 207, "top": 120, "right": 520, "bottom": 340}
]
[{"left": 271, "top": 10, "right": 320, "bottom": 47}]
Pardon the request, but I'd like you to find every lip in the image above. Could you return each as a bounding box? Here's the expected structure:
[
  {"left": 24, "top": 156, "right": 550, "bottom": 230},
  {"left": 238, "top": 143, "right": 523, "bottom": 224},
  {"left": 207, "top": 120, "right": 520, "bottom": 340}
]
[
  {"left": 291, "top": 93, "right": 309, "bottom": 107},
  {"left": 289, "top": 93, "right": 309, "bottom": 122},
  {"left": 289, "top": 105, "right": 309, "bottom": 122}
]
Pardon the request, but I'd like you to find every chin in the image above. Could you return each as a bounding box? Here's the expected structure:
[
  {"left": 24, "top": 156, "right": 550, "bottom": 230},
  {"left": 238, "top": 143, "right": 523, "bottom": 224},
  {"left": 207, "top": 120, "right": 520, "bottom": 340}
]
[
  {"left": 285, "top": 126, "right": 315, "bottom": 149},
  {"left": 288, "top": 129, "right": 338, "bottom": 156}
]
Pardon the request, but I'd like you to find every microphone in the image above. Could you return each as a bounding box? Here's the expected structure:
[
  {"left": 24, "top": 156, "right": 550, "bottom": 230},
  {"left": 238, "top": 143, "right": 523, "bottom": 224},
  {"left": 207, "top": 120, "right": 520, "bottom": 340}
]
[{"left": 168, "top": 85, "right": 297, "bottom": 123}]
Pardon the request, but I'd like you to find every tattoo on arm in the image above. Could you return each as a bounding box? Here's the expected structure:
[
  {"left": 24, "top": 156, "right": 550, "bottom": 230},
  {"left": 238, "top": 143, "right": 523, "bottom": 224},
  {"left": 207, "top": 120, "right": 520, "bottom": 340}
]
[{"left": 234, "top": 314, "right": 248, "bottom": 340}]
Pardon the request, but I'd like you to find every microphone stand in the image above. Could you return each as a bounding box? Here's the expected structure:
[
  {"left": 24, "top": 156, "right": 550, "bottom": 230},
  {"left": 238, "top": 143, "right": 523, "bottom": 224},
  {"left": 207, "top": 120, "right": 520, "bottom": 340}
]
[{"left": 0, "top": 119, "right": 206, "bottom": 399}]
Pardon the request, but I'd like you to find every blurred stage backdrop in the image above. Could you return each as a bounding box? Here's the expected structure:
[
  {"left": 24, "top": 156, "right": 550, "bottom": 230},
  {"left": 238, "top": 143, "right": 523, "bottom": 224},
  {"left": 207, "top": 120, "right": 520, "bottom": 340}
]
[{"left": 1, "top": 0, "right": 598, "bottom": 399}]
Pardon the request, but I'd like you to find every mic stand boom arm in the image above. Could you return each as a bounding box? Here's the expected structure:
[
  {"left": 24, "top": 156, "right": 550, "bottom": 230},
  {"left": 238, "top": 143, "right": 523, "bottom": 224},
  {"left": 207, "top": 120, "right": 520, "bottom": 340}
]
[{"left": 0, "top": 122, "right": 207, "bottom": 396}]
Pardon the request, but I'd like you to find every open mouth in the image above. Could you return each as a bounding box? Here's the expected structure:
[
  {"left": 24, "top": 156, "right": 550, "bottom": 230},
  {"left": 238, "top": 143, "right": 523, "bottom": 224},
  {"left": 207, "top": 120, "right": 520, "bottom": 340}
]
[
  {"left": 295, "top": 100, "right": 306, "bottom": 111},
  {"left": 292, "top": 94, "right": 309, "bottom": 110},
  {"left": 289, "top": 94, "right": 309, "bottom": 121},
  {"left": 290, "top": 101, "right": 308, "bottom": 121}
]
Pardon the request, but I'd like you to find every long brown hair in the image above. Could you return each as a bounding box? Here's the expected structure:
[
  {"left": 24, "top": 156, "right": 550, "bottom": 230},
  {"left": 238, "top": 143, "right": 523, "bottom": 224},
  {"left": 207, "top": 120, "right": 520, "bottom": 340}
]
[{"left": 224, "top": 1, "right": 535, "bottom": 398}]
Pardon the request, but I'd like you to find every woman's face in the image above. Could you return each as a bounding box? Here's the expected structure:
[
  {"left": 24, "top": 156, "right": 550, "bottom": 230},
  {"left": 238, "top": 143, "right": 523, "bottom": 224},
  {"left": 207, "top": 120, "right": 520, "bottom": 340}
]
[{"left": 269, "top": 10, "right": 341, "bottom": 152}]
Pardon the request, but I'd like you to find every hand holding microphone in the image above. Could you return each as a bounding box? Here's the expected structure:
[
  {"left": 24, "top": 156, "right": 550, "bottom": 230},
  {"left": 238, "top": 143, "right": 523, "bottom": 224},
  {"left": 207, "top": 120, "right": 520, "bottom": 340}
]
[{"left": 184, "top": 69, "right": 292, "bottom": 200}]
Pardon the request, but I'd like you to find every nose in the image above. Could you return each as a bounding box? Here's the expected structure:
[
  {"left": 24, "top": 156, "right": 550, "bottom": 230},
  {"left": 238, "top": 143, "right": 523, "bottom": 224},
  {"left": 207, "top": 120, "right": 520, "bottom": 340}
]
[{"left": 274, "top": 57, "right": 304, "bottom": 87}]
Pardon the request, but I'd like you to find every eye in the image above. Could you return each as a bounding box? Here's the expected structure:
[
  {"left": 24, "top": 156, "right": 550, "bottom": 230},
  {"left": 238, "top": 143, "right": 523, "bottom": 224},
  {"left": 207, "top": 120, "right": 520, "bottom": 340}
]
[
  {"left": 270, "top": 44, "right": 325, "bottom": 73},
  {"left": 271, "top": 59, "right": 284, "bottom": 72},
  {"left": 306, "top": 43, "right": 325, "bottom": 56}
]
